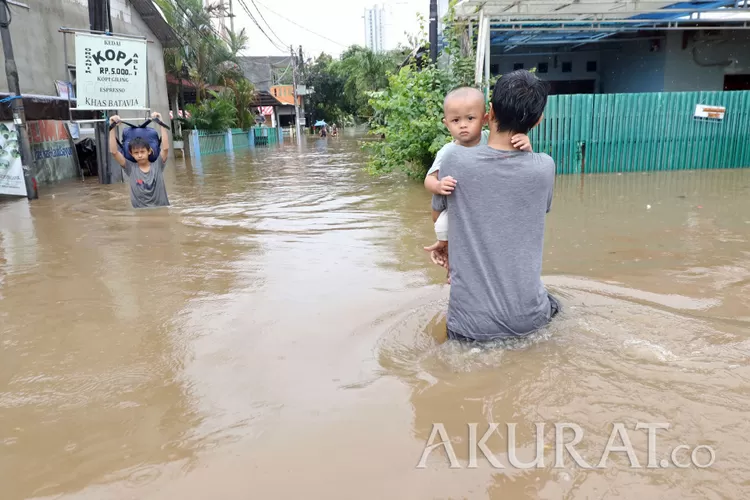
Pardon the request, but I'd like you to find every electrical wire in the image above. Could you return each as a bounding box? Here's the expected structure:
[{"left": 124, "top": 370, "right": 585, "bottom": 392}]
[
  {"left": 236, "top": 0, "right": 287, "bottom": 52},
  {"left": 252, "top": 0, "right": 348, "bottom": 48},
  {"left": 248, "top": 0, "right": 287, "bottom": 48}
]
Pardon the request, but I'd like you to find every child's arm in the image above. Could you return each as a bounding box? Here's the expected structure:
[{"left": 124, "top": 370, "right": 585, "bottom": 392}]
[
  {"left": 425, "top": 171, "right": 457, "bottom": 196},
  {"left": 511, "top": 133, "right": 533, "bottom": 152},
  {"left": 108, "top": 116, "right": 127, "bottom": 168},
  {"left": 425, "top": 142, "right": 457, "bottom": 195},
  {"left": 152, "top": 112, "right": 170, "bottom": 164}
]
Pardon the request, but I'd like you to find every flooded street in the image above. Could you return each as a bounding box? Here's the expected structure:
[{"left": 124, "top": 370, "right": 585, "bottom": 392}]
[{"left": 2, "top": 134, "right": 750, "bottom": 499}]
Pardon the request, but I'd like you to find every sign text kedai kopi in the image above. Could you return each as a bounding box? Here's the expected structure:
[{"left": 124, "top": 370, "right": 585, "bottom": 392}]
[{"left": 74, "top": 33, "right": 148, "bottom": 110}]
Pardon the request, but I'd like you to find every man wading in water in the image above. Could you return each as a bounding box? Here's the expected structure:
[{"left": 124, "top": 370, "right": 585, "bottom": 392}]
[{"left": 430, "top": 70, "right": 561, "bottom": 342}]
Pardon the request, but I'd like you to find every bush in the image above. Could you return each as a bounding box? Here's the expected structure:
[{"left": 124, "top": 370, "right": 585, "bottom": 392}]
[
  {"left": 363, "top": 0, "right": 481, "bottom": 179},
  {"left": 179, "top": 90, "right": 237, "bottom": 132},
  {"left": 365, "top": 65, "right": 456, "bottom": 179}
]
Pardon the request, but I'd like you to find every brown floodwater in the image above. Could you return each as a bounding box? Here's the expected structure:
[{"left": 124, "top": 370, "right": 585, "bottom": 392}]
[{"left": 2, "top": 134, "right": 750, "bottom": 500}]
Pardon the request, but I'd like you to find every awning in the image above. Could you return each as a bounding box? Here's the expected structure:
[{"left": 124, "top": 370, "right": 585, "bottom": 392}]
[
  {"left": 249, "top": 90, "right": 286, "bottom": 108},
  {"left": 0, "top": 93, "right": 98, "bottom": 121}
]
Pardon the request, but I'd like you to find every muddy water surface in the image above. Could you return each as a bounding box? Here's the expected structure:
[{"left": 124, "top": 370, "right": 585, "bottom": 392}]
[{"left": 2, "top": 135, "right": 750, "bottom": 499}]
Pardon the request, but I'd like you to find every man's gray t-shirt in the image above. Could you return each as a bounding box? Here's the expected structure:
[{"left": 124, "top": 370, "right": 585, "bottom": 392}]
[
  {"left": 432, "top": 145, "right": 556, "bottom": 340},
  {"left": 123, "top": 157, "right": 170, "bottom": 208}
]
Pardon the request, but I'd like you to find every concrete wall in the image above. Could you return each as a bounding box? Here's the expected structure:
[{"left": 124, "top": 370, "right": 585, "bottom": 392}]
[
  {"left": 491, "top": 30, "right": 750, "bottom": 95},
  {"left": 492, "top": 51, "right": 601, "bottom": 83},
  {"left": 600, "top": 39, "right": 667, "bottom": 93},
  {"left": 0, "top": 0, "right": 170, "bottom": 183},
  {"left": 663, "top": 31, "right": 750, "bottom": 92}
]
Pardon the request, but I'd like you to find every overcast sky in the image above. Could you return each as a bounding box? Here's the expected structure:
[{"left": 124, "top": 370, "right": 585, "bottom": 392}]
[{"left": 227, "top": 0, "right": 428, "bottom": 59}]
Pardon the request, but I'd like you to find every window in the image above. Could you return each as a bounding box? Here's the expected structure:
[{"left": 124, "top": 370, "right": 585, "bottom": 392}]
[
  {"left": 587, "top": 61, "right": 597, "bottom": 72},
  {"left": 537, "top": 62, "right": 548, "bottom": 73},
  {"left": 513, "top": 62, "right": 524, "bottom": 70},
  {"left": 562, "top": 61, "right": 572, "bottom": 73},
  {"left": 490, "top": 64, "right": 499, "bottom": 75}
]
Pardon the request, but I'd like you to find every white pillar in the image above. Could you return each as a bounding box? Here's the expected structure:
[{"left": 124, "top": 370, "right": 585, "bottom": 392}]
[{"left": 484, "top": 17, "right": 491, "bottom": 98}]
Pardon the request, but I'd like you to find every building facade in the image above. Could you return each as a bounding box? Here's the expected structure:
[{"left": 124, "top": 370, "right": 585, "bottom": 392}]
[
  {"left": 0, "top": 0, "right": 176, "bottom": 183},
  {"left": 364, "top": 5, "right": 386, "bottom": 53},
  {"left": 489, "top": 30, "right": 750, "bottom": 95}
]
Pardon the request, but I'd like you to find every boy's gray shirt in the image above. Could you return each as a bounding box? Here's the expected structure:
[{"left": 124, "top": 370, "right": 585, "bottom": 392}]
[
  {"left": 123, "top": 157, "right": 170, "bottom": 208},
  {"left": 432, "top": 145, "right": 556, "bottom": 340}
]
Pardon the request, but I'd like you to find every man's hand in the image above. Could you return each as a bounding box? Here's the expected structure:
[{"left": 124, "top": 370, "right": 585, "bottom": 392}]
[
  {"left": 151, "top": 111, "right": 162, "bottom": 121},
  {"left": 424, "top": 240, "right": 449, "bottom": 269},
  {"left": 511, "top": 133, "right": 533, "bottom": 152},
  {"left": 109, "top": 115, "right": 121, "bottom": 126},
  {"left": 437, "top": 176, "right": 457, "bottom": 195}
]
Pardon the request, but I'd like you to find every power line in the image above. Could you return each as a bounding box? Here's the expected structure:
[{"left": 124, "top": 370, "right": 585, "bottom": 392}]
[
  {"left": 247, "top": 0, "right": 286, "bottom": 48},
  {"left": 253, "top": 0, "right": 348, "bottom": 48},
  {"left": 235, "top": 0, "right": 286, "bottom": 52}
]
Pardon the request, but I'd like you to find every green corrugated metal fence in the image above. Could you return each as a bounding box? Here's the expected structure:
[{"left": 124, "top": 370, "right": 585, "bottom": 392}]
[
  {"left": 529, "top": 90, "right": 750, "bottom": 174},
  {"left": 231, "top": 128, "right": 250, "bottom": 149},
  {"left": 197, "top": 130, "right": 227, "bottom": 155},
  {"left": 251, "top": 126, "right": 279, "bottom": 146}
]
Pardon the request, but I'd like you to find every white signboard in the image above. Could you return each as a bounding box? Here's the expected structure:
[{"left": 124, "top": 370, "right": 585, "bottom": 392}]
[
  {"left": 0, "top": 122, "right": 27, "bottom": 197},
  {"left": 694, "top": 104, "right": 726, "bottom": 121},
  {"left": 75, "top": 33, "right": 148, "bottom": 110}
]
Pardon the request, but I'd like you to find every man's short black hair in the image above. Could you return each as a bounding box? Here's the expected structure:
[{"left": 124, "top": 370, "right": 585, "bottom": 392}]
[
  {"left": 128, "top": 137, "right": 150, "bottom": 152},
  {"left": 490, "top": 70, "right": 550, "bottom": 134}
]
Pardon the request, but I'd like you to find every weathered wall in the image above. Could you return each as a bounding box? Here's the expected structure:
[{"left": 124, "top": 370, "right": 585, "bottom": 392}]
[
  {"left": 600, "top": 39, "right": 667, "bottom": 94},
  {"left": 0, "top": 0, "right": 170, "bottom": 183},
  {"left": 491, "top": 50, "right": 601, "bottom": 86},
  {"left": 663, "top": 31, "right": 750, "bottom": 92},
  {"left": 492, "top": 29, "right": 750, "bottom": 95}
]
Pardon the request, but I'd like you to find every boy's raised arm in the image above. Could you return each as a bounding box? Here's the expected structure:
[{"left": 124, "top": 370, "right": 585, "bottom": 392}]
[
  {"left": 108, "top": 116, "right": 126, "bottom": 168},
  {"left": 152, "top": 112, "right": 170, "bottom": 165}
]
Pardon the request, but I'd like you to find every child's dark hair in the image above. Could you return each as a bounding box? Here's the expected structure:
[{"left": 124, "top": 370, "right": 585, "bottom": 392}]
[
  {"left": 491, "top": 70, "right": 549, "bottom": 134},
  {"left": 128, "top": 137, "right": 151, "bottom": 152}
]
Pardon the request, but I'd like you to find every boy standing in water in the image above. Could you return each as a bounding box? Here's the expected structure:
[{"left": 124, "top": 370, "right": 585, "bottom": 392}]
[
  {"left": 109, "top": 112, "right": 170, "bottom": 208},
  {"left": 423, "top": 87, "right": 531, "bottom": 269}
]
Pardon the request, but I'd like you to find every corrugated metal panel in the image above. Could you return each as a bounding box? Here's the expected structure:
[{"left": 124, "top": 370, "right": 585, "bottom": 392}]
[{"left": 530, "top": 90, "right": 750, "bottom": 174}]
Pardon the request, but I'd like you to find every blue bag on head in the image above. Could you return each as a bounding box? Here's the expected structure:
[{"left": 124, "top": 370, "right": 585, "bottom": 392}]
[{"left": 109, "top": 118, "right": 170, "bottom": 163}]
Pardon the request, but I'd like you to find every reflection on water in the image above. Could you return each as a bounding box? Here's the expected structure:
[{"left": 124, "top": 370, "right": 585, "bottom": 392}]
[{"left": 2, "top": 136, "right": 750, "bottom": 499}]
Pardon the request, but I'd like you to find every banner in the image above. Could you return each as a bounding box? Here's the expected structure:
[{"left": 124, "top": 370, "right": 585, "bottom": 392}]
[
  {"left": 28, "top": 121, "right": 77, "bottom": 183},
  {"left": 74, "top": 33, "right": 148, "bottom": 110},
  {"left": 54, "top": 80, "right": 80, "bottom": 139},
  {"left": 0, "top": 122, "right": 28, "bottom": 197}
]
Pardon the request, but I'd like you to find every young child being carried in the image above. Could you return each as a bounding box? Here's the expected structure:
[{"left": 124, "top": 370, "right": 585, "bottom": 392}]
[{"left": 424, "top": 87, "right": 532, "bottom": 271}]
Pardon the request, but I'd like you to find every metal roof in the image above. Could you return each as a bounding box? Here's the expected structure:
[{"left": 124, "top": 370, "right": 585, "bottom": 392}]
[
  {"left": 249, "top": 90, "right": 287, "bottom": 108},
  {"left": 129, "top": 0, "right": 180, "bottom": 48},
  {"left": 457, "top": 0, "right": 750, "bottom": 51}
]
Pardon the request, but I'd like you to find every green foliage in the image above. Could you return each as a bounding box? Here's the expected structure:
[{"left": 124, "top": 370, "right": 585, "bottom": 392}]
[
  {"left": 304, "top": 47, "right": 407, "bottom": 125},
  {"left": 227, "top": 79, "right": 256, "bottom": 130},
  {"left": 179, "top": 90, "right": 237, "bottom": 131},
  {"left": 365, "top": 65, "right": 456, "bottom": 178},
  {"left": 364, "top": 0, "right": 485, "bottom": 179}
]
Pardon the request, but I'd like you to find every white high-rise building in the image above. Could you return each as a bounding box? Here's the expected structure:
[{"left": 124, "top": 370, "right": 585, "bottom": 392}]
[{"left": 364, "top": 5, "right": 386, "bottom": 53}]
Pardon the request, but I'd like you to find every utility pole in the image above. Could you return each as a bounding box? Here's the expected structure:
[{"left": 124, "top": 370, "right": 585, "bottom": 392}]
[
  {"left": 0, "top": 0, "right": 38, "bottom": 199},
  {"left": 89, "top": 0, "right": 113, "bottom": 184},
  {"left": 429, "top": 0, "right": 438, "bottom": 63},
  {"left": 290, "top": 45, "right": 302, "bottom": 145},
  {"left": 228, "top": 0, "right": 235, "bottom": 35}
]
